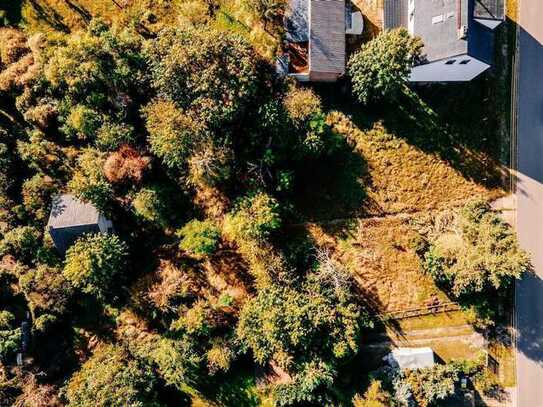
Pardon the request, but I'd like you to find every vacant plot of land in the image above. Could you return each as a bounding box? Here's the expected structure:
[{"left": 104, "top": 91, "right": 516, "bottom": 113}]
[
  {"left": 327, "top": 112, "right": 504, "bottom": 217},
  {"left": 304, "top": 215, "right": 450, "bottom": 312}
]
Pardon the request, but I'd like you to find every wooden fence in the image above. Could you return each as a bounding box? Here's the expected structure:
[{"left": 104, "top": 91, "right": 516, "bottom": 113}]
[{"left": 379, "top": 301, "right": 461, "bottom": 320}]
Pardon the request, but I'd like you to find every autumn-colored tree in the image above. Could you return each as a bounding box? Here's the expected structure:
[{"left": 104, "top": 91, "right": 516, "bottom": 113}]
[{"left": 104, "top": 145, "right": 150, "bottom": 184}]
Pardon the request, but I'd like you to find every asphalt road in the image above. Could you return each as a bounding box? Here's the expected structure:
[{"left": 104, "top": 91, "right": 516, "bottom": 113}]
[{"left": 515, "top": 0, "right": 543, "bottom": 405}]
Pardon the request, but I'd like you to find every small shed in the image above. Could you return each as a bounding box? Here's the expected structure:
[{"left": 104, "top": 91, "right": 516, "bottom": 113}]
[
  {"left": 386, "top": 347, "right": 435, "bottom": 370},
  {"left": 46, "top": 194, "right": 113, "bottom": 255}
]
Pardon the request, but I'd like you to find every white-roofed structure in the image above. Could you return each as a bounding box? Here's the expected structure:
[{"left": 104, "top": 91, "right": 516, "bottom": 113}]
[{"left": 386, "top": 347, "right": 435, "bottom": 370}]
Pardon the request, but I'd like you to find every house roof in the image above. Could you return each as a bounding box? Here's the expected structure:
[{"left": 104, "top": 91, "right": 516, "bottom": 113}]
[
  {"left": 309, "top": 0, "right": 346, "bottom": 74},
  {"left": 384, "top": 0, "right": 408, "bottom": 31},
  {"left": 389, "top": 347, "right": 435, "bottom": 370},
  {"left": 409, "top": 54, "right": 490, "bottom": 82},
  {"left": 285, "top": 0, "right": 345, "bottom": 75},
  {"left": 411, "top": 0, "right": 469, "bottom": 62},
  {"left": 47, "top": 194, "right": 101, "bottom": 229}
]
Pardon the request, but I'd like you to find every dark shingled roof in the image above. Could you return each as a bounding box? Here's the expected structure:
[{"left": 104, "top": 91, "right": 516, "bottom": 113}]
[{"left": 309, "top": 0, "right": 346, "bottom": 74}]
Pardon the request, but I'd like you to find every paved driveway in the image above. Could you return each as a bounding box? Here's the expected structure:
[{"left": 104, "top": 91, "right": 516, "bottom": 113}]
[{"left": 515, "top": 0, "right": 543, "bottom": 405}]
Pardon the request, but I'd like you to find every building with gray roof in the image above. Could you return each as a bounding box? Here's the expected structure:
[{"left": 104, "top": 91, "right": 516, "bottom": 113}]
[
  {"left": 384, "top": 0, "right": 504, "bottom": 82},
  {"left": 282, "top": 0, "right": 351, "bottom": 81},
  {"left": 46, "top": 194, "right": 113, "bottom": 255}
]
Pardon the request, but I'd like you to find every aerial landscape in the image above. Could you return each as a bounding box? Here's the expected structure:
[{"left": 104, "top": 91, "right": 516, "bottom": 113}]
[{"left": 0, "top": 0, "right": 542, "bottom": 406}]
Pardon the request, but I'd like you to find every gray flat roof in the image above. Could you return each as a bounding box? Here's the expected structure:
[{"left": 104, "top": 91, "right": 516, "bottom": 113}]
[
  {"left": 309, "top": 0, "right": 346, "bottom": 74},
  {"left": 412, "top": 0, "right": 469, "bottom": 62},
  {"left": 47, "top": 194, "right": 100, "bottom": 229}
]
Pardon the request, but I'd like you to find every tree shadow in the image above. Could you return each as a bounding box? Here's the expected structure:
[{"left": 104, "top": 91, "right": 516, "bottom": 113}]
[
  {"left": 315, "top": 76, "right": 507, "bottom": 192},
  {"left": 291, "top": 130, "right": 369, "bottom": 222}
]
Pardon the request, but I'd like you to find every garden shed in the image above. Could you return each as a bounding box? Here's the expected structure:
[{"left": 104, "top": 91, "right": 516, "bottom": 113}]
[{"left": 47, "top": 194, "right": 113, "bottom": 255}]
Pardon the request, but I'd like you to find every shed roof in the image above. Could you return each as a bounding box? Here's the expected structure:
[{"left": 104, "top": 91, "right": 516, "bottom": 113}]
[
  {"left": 389, "top": 347, "right": 435, "bottom": 370},
  {"left": 47, "top": 194, "right": 101, "bottom": 229},
  {"left": 309, "top": 0, "right": 346, "bottom": 74}
]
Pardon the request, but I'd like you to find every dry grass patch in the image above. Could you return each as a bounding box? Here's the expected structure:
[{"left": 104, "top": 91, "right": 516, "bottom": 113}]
[
  {"left": 326, "top": 112, "right": 504, "bottom": 216},
  {"left": 304, "top": 216, "right": 448, "bottom": 313}
]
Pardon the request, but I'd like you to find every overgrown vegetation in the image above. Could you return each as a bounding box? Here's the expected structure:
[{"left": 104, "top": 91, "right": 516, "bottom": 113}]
[{"left": 0, "top": 0, "right": 524, "bottom": 405}]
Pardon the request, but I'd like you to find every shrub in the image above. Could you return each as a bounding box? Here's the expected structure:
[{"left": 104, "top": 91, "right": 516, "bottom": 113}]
[
  {"left": 63, "top": 233, "right": 127, "bottom": 299},
  {"left": 0, "top": 311, "right": 14, "bottom": 330},
  {"left": 0, "top": 226, "right": 41, "bottom": 262},
  {"left": 60, "top": 105, "right": 103, "bottom": 141},
  {"left": 223, "top": 193, "right": 281, "bottom": 243},
  {"left": 283, "top": 87, "right": 322, "bottom": 125},
  {"left": 187, "top": 142, "right": 232, "bottom": 188},
  {"left": 353, "top": 380, "right": 393, "bottom": 407},
  {"left": 96, "top": 121, "right": 135, "bottom": 151},
  {"left": 0, "top": 328, "right": 21, "bottom": 362},
  {"left": 132, "top": 185, "right": 174, "bottom": 228},
  {"left": 177, "top": 219, "right": 220, "bottom": 257},
  {"left": 348, "top": 28, "right": 423, "bottom": 104}
]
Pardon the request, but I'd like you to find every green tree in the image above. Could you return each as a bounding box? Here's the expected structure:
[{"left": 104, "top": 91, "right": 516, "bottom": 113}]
[
  {"left": 177, "top": 219, "right": 220, "bottom": 258},
  {"left": 65, "top": 344, "right": 159, "bottom": 407},
  {"left": 132, "top": 185, "right": 176, "bottom": 228},
  {"left": 43, "top": 19, "right": 147, "bottom": 118},
  {"left": 63, "top": 233, "right": 127, "bottom": 299},
  {"left": 21, "top": 174, "right": 58, "bottom": 222},
  {"left": 237, "top": 264, "right": 367, "bottom": 404},
  {"left": 348, "top": 28, "right": 422, "bottom": 104},
  {"left": 143, "top": 99, "right": 205, "bottom": 170},
  {"left": 424, "top": 200, "right": 530, "bottom": 297},
  {"left": 223, "top": 193, "right": 281, "bottom": 243},
  {"left": 68, "top": 149, "right": 113, "bottom": 211},
  {"left": 18, "top": 264, "right": 72, "bottom": 318},
  {"left": 145, "top": 26, "right": 261, "bottom": 126}
]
